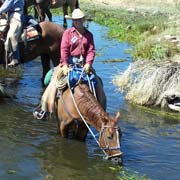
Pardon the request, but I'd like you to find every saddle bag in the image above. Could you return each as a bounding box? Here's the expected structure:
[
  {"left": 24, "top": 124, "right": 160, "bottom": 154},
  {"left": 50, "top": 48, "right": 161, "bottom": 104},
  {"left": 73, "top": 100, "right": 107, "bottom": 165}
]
[{"left": 26, "top": 26, "right": 41, "bottom": 41}]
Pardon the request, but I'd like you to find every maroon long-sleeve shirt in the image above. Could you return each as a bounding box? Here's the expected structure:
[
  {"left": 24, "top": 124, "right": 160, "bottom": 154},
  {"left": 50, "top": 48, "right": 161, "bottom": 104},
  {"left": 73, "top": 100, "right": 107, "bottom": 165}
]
[{"left": 60, "top": 27, "right": 95, "bottom": 65}]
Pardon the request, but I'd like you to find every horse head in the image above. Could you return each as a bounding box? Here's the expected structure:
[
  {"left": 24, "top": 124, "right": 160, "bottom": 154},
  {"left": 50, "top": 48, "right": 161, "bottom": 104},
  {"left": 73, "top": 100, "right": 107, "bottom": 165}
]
[{"left": 98, "top": 112, "right": 123, "bottom": 164}]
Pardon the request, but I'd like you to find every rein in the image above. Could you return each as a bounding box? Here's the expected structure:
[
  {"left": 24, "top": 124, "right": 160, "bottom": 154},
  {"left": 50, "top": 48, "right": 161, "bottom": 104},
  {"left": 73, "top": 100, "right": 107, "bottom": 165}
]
[{"left": 67, "top": 69, "right": 109, "bottom": 157}]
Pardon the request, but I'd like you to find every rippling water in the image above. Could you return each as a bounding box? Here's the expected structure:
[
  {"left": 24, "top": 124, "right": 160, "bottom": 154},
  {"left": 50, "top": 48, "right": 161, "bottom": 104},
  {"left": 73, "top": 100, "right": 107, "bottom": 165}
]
[{"left": 0, "top": 16, "right": 180, "bottom": 180}]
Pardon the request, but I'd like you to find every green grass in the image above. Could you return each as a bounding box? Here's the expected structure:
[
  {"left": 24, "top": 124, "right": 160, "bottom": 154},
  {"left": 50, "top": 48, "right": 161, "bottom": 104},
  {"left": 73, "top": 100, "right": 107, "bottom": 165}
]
[
  {"left": 0, "top": 65, "right": 23, "bottom": 79},
  {"left": 79, "top": 2, "right": 180, "bottom": 61},
  {"left": 109, "top": 166, "right": 149, "bottom": 180}
]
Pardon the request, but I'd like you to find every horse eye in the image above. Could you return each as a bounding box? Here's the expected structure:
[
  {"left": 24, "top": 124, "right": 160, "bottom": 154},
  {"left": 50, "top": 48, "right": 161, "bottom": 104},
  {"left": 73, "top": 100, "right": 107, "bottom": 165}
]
[{"left": 107, "top": 134, "right": 113, "bottom": 140}]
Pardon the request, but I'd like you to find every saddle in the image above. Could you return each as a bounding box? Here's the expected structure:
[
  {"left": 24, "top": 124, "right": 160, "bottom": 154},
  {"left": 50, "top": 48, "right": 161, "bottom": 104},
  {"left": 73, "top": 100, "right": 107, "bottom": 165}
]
[
  {"left": 20, "top": 23, "right": 42, "bottom": 46},
  {"left": 24, "top": 25, "right": 41, "bottom": 42},
  {"left": 56, "top": 67, "right": 98, "bottom": 99},
  {"left": 0, "top": 15, "right": 42, "bottom": 43},
  {"left": 68, "top": 67, "right": 97, "bottom": 88}
]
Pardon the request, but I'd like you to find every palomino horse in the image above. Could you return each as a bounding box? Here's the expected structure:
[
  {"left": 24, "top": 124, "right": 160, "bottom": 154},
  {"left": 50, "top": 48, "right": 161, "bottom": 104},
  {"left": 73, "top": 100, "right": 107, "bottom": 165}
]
[
  {"left": 30, "top": 0, "right": 79, "bottom": 27},
  {"left": 0, "top": 16, "right": 64, "bottom": 83},
  {"left": 57, "top": 83, "right": 123, "bottom": 164}
]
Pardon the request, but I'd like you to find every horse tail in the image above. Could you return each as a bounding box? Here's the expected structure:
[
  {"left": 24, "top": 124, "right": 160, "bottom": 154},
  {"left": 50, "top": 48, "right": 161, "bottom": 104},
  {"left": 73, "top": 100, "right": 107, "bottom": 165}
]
[{"left": 75, "top": 0, "right": 79, "bottom": 8}]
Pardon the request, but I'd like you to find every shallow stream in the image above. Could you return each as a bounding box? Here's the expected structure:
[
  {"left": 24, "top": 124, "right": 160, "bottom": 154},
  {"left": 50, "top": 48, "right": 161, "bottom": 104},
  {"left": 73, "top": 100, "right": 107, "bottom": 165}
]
[{"left": 0, "top": 16, "right": 180, "bottom": 180}]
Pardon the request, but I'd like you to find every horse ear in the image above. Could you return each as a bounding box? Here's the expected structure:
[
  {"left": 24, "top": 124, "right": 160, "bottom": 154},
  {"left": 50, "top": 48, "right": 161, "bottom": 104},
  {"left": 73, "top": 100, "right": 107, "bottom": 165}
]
[{"left": 115, "top": 112, "right": 121, "bottom": 121}]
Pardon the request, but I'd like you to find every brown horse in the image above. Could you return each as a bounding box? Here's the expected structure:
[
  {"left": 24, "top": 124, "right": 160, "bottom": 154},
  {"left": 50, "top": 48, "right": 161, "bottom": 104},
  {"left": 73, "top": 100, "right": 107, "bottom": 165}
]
[
  {"left": 32, "top": 0, "right": 79, "bottom": 27},
  {"left": 0, "top": 16, "right": 64, "bottom": 83},
  {"left": 56, "top": 83, "right": 123, "bottom": 164}
]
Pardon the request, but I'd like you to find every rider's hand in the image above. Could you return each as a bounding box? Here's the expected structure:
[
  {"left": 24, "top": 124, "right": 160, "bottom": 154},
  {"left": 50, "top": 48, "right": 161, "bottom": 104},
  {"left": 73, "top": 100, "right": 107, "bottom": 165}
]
[
  {"left": 62, "top": 64, "right": 69, "bottom": 76},
  {"left": 83, "top": 63, "right": 91, "bottom": 74}
]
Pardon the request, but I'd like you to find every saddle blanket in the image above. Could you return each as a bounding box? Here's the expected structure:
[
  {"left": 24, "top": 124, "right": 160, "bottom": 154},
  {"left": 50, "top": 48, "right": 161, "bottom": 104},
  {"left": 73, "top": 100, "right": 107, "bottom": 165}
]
[{"left": 26, "top": 26, "right": 40, "bottom": 41}]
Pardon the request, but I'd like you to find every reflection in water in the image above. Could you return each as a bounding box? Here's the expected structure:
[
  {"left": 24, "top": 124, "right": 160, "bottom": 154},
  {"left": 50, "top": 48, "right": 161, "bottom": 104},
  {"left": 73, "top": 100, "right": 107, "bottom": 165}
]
[
  {"left": 120, "top": 103, "right": 180, "bottom": 180},
  {"left": 0, "top": 16, "right": 180, "bottom": 180},
  {"left": 35, "top": 138, "right": 120, "bottom": 180}
]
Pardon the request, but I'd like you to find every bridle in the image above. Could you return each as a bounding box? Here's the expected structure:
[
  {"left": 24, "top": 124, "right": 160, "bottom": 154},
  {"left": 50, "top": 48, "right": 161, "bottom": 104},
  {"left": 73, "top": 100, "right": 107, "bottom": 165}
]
[{"left": 99, "top": 125, "right": 122, "bottom": 159}]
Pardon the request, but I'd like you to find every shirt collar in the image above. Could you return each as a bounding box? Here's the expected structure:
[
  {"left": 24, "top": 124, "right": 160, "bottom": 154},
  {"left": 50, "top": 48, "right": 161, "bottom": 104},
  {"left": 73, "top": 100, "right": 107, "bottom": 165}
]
[
  {"left": 70, "top": 26, "right": 87, "bottom": 34},
  {"left": 70, "top": 27, "right": 76, "bottom": 33}
]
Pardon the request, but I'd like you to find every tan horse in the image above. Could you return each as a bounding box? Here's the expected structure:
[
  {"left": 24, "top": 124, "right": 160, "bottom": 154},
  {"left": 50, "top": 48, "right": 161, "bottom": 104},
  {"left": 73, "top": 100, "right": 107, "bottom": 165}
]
[{"left": 57, "top": 83, "right": 123, "bottom": 164}]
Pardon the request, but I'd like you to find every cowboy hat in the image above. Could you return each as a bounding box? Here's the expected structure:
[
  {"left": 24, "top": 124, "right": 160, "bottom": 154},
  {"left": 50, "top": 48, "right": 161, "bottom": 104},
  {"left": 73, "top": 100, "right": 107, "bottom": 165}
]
[{"left": 65, "top": 8, "right": 85, "bottom": 20}]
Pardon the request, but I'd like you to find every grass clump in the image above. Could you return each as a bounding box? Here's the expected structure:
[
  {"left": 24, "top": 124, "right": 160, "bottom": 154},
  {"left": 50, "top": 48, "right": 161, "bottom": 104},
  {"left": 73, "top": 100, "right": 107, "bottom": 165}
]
[
  {"left": 0, "top": 65, "right": 23, "bottom": 79},
  {"left": 89, "top": 9, "right": 172, "bottom": 61},
  {"left": 109, "top": 166, "right": 149, "bottom": 180}
]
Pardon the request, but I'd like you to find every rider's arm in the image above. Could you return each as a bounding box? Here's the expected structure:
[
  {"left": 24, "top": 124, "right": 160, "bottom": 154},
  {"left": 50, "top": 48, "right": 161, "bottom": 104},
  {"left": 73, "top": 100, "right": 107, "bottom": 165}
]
[
  {"left": 0, "top": 0, "right": 14, "bottom": 14},
  {"left": 84, "top": 31, "right": 95, "bottom": 65},
  {"left": 60, "top": 29, "right": 70, "bottom": 65}
]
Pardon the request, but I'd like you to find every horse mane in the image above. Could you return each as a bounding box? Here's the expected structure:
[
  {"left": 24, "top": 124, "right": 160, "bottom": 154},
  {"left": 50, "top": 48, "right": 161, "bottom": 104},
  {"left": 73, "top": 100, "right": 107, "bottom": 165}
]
[{"left": 74, "top": 83, "right": 109, "bottom": 130}]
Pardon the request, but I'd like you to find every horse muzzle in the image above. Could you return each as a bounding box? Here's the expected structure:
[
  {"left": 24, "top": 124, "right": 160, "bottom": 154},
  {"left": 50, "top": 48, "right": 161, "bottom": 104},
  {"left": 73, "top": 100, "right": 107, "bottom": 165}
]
[{"left": 104, "top": 151, "right": 123, "bottom": 165}]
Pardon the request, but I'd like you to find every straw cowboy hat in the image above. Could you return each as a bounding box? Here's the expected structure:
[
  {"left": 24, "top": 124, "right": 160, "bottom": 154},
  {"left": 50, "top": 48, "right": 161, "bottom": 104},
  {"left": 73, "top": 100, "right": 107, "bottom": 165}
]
[{"left": 65, "top": 8, "right": 85, "bottom": 20}]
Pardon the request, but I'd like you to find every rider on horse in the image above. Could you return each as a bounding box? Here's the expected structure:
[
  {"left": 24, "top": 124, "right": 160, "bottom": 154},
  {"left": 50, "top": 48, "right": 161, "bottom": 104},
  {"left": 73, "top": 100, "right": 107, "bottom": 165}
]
[
  {"left": 33, "top": 8, "right": 106, "bottom": 119},
  {"left": 0, "top": 0, "right": 24, "bottom": 67}
]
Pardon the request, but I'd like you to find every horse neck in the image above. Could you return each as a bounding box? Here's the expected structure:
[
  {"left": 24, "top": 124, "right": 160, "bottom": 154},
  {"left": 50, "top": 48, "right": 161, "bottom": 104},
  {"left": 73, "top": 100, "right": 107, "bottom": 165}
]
[
  {"left": 83, "top": 105, "right": 109, "bottom": 132},
  {"left": 74, "top": 84, "right": 109, "bottom": 132}
]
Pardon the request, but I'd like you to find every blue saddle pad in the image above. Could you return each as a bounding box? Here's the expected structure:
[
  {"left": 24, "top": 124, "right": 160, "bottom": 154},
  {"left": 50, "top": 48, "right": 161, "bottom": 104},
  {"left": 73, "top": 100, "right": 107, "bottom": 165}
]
[{"left": 69, "top": 67, "right": 97, "bottom": 88}]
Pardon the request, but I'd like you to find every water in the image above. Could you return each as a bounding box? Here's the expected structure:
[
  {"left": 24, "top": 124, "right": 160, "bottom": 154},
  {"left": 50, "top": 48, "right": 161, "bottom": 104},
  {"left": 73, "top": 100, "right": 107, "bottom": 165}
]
[{"left": 0, "top": 16, "right": 180, "bottom": 180}]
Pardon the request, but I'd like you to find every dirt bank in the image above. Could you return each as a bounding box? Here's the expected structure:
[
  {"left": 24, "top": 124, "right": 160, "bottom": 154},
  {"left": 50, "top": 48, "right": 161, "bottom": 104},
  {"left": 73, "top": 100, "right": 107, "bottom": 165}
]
[{"left": 80, "top": 0, "right": 178, "bottom": 13}]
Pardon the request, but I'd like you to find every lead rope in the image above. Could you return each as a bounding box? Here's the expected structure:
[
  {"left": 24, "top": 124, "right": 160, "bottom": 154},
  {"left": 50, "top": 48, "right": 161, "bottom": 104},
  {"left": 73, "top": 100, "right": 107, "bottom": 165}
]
[{"left": 67, "top": 70, "right": 108, "bottom": 157}]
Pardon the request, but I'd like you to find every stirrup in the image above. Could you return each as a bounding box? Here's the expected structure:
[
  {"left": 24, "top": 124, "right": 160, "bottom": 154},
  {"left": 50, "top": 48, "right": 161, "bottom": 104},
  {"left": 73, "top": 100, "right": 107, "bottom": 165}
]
[
  {"left": 33, "top": 109, "right": 46, "bottom": 120},
  {"left": 7, "top": 59, "right": 19, "bottom": 67}
]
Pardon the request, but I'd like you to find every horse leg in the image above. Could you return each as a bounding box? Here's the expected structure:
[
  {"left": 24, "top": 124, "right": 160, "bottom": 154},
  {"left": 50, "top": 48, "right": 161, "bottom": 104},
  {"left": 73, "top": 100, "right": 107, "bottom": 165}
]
[
  {"left": 0, "top": 40, "right": 5, "bottom": 65},
  {"left": 62, "top": 4, "right": 68, "bottom": 28},
  {"left": 58, "top": 119, "right": 70, "bottom": 138},
  {"left": 76, "top": 122, "right": 88, "bottom": 141},
  {"left": 34, "top": 5, "right": 39, "bottom": 20},
  {"left": 41, "top": 53, "right": 51, "bottom": 86},
  {"left": 40, "top": 7, "right": 46, "bottom": 22},
  {"left": 35, "top": 4, "right": 46, "bottom": 22},
  {"left": 45, "top": 7, "right": 52, "bottom": 22},
  {"left": 69, "top": 2, "right": 76, "bottom": 13},
  {"left": 75, "top": 0, "right": 79, "bottom": 8},
  {"left": 51, "top": 55, "right": 59, "bottom": 67}
]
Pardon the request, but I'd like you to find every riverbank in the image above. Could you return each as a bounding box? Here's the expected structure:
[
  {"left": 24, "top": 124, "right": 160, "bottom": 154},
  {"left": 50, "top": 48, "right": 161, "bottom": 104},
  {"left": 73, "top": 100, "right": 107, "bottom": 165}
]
[{"left": 79, "top": 0, "right": 180, "bottom": 62}]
